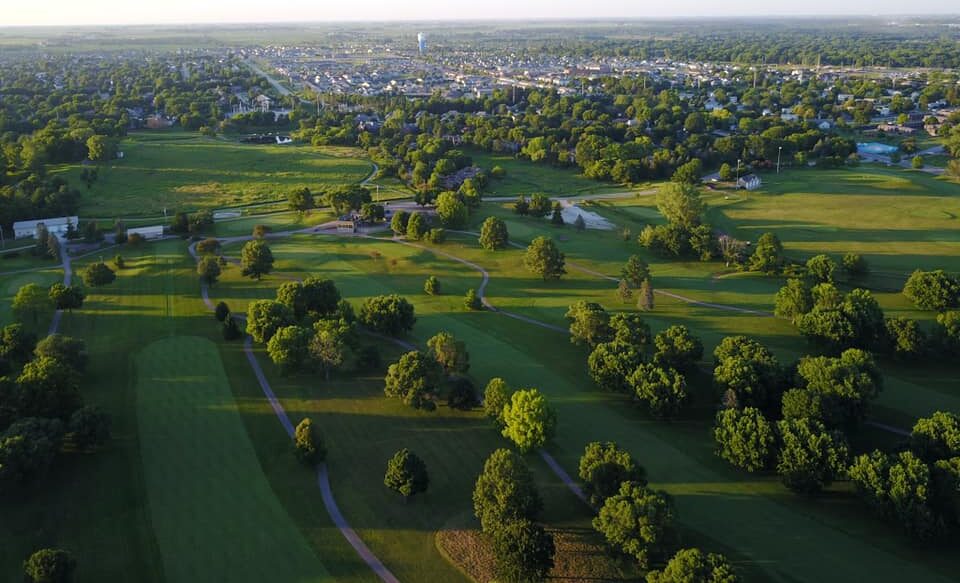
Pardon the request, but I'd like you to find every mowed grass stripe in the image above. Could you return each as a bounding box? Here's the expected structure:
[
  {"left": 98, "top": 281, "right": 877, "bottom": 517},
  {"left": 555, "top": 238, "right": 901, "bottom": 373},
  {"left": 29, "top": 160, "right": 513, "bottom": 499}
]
[{"left": 136, "top": 335, "right": 329, "bottom": 583}]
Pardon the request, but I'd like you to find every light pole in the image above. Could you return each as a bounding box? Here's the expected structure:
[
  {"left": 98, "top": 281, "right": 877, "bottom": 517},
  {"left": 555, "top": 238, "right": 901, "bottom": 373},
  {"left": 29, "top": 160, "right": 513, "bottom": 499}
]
[
  {"left": 777, "top": 146, "right": 783, "bottom": 174},
  {"left": 735, "top": 159, "right": 741, "bottom": 189}
]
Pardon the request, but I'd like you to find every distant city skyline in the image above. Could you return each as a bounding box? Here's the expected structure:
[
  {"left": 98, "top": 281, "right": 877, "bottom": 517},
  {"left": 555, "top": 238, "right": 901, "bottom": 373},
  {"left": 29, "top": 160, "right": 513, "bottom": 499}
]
[{"left": 5, "top": 0, "right": 960, "bottom": 27}]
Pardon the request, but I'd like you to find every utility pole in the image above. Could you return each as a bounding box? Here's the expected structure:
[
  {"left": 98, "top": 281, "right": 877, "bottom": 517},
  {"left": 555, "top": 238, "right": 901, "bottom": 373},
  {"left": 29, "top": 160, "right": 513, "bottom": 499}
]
[{"left": 777, "top": 146, "right": 783, "bottom": 174}]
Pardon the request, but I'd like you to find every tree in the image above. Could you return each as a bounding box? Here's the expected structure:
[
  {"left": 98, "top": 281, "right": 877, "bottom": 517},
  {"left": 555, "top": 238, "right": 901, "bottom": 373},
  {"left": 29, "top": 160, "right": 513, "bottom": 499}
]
[
  {"left": 13, "top": 284, "right": 52, "bottom": 325},
  {"left": 719, "top": 163, "right": 735, "bottom": 181},
  {"left": 671, "top": 159, "right": 703, "bottom": 185},
  {"left": 621, "top": 255, "right": 651, "bottom": 289},
  {"left": 80, "top": 262, "right": 116, "bottom": 287},
  {"left": 593, "top": 481, "right": 676, "bottom": 568},
  {"left": 426, "top": 331, "right": 469, "bottom": 374},
  {"left": 297, "top": 277, "right": 342, "bottom": 320},
  {"left": 617, "top": 279, "right": 633, "bottom": 303},
  {"left": 406, "top": 211, "right": 428, "bottom": 240},
  {"left": 197, "top": 255, "right": 221, "bottom": 285},
  {"left": 579, "top": 441, "right": 647, "bottom": 507},
  {"left": 195, "top": 238, "right": 221, "bottom": 255},
  {"left": 222, "top": 316, "right": 243, "bottom": 340},
  {"left": 0, "top": 324, "right": 37, "bottom": 363},
  {"left": 416, "top": 274, "right": 438, "bottom": 296},
  {"left": 656, "top": 182, "right": 705, "bottom": 228},
  {"left": 294, "top": 418, "right": 326, "bottom": 465},
  {"left": 245, "top": 300, "right": 295, "bottom": 344},
  {"left": 16, "top": 356, "right": 82, "bottom": 420},
  {"left": 240, "top": 240, "right": 274, "bottom": 280},
  {"left": 87, "top": 133, "right": 115, "bottom": 161},
  {"left": 713, "top": 407, "right": 777, "bottom": 472},
  {"left": 34, "top": 334, "right": 86, "bottom": 371},
  {"left": 749, "top": 232, "right": 785, "bottom": 274},
  {"left": 774, "top": 278, "right": 813, "bottom": 322},
  {"left": 776, "top": 417, "right": 849, "bottom": 495},
  {"left": 630, "top": 364, "right": 688, "bottom": 418},
  {"left": 473, "top": 448, "right": 543, "bottom": 533},
  {"left": 48, "top": 284, "right": 84, "bottom": 312},
  {"left": 384, "top": 448, "right": 429, "bottom": 501},
  {"left": 384, "top": 351, "right": 443, "bottom": 409},
  {"left": 550, "top": 202, "right": 565, "bottom": 226},
  {"left": 68, "top": 406, "right": 110, "bottom": 449},
  {"left": 46, "top": 233, "right": 60, "bottom": 262},
  {"left": 502, "top": 388, "right": 557, "bottom": 453},
  {"left": 910, "top": 411, "right": 960, "bottom": 463},
  {"left": 646, "top": 548, "right": 740, "bottom": 583},
  {"left": 935, "top": 311, "right": 960, "bottom": 356},
  {"left": 436, "top": 192, "right": 468, "bottom": 228},
  {"left": 514, "top": 195, "right": 530, "bottom": 216},
  {"left": 524, "top": 236, "right": 566, "bottom": 280},
  {"left": 806, "top": 254, "right": 837, "bottom": 284},
  {"left": 712, "top": 336, "right": 783, "bottom": 410},
  {"left": 637, "top": 279, "right": 655, "bottom": 311},
  {"left": 464, "top": 288, "right": 483, "bottom": 310},
  {"left": 849, "top": 450, "right": 948, "bottom": 540},
  {"left": 288, "top": 187, "right": 314, "bottom": 212},
  {"left": 390, "top": 210, "right": 410, "bottom": 235},
  {"left": 912, "top": 155, "right": 924, "bottom": 169},
  {"left": 267, "top": 325, "right": 312, "bottom": 372},
  {"left": 169, "top": 212, "right": 190, "bottom": 234},
  {"left": 359, "top": 295, "right": 416, "bottom": 336},
  {"left": 565, "top": 301, "right": 611, "bottom": 347},
  {"left": 792, "top": 348, "right": 883, "bottom": 428},
  {"left": 23, "top": 548, "right": 76, "bottom": 583},
  {"left": 484, "top": 378, "right": 512, "bottom": 428},
  {"left": 310, "top": 318, "right": 353, "bottom": 379},
  {"left": 903, "top": 269, "right": 960, "bottom": 311},
  {"left": 884, "top": 317, "right": 927, "bottom": 359},
  {"left": 0, "top": 419, "right": 62, "bottom": 486},
  {"left": 479, "top": 216, "right": 509, "bottom": 250},
  {"left": 609, "top": 313, "right": 652, "bottom": 348},
  {"left": 842, "top": 252, "right": 869, "bottom": 278},
  {"left": 529, "top": 193, "right": 552, "bottom": 217},
  {"left": 214, "top": 301, "right": 230, "bottom": 322},
  {"left": 325, "top": 185, "right": 371, "bottom": 214},
  {"left": 491, "top": 519, "right": 556, "bottom": 583},
  {"left": 653, "top": 325, "right": 703, "bottom": 371},
  {"left": 588, "top": 342, "right": 644, "bottom": 394}
]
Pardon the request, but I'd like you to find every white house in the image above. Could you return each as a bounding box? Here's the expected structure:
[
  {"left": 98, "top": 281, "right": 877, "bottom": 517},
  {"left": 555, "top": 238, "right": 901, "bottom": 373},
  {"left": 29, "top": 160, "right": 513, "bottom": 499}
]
[
  {"left": 127, "top": 225, "right": 164, "bottom": 240},
  {"left": 737, "top": 174, "right": 762, "bottom": 191},
  {"left": 12, "top": 216, "right": 78, "bottom": 239}
]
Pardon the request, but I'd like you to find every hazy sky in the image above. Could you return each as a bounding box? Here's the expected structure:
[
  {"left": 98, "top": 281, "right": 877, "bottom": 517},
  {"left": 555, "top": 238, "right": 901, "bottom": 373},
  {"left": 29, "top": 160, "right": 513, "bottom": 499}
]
[{"left": 6, "top": 0, "right": 959, "bottom": 26}]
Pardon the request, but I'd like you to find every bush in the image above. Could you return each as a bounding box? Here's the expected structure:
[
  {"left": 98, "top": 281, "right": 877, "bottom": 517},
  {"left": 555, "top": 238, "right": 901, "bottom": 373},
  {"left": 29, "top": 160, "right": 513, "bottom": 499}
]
[
  {"left": 294, "top": 418, "right": 326, "bottom": 465},
  {"left": 464, "top": 288, "right": 482, "bottom": 310},
  {"left": 23, "top": 548, "right": 76, "bottom": 583},
  {"left": 214, "top": 301, "right": 230, "bottom": 322},
  {"left": 426, "top": 228, "right": 446, "bottom": 244},
  {"left": 424, "top": 276, "right": 440, "bottom": 296}
]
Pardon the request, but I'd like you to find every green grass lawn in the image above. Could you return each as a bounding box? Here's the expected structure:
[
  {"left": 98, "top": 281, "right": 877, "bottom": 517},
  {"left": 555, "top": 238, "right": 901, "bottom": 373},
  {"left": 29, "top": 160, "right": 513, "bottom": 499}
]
[
  {"left": 135, "top": 336, "right": 329, "bottom": 583},
  {"left": 50, "top": 131, "right": 372, "bottom": 218},
  {"left": 467, "top": 148, "right": 643, "bottom": 197},
  {"left": 215, "top": 232, "right": 960, "bottom": 582}
]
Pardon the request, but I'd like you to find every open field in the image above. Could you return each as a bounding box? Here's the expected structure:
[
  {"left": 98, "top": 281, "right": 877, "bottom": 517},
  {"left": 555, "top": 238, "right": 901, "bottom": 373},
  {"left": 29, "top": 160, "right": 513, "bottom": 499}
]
[
  {"left": 50, "top": 132, "right": 373, "bottom": 218},
  {"left": 214, "top": 231, "right": 960, "bottom": 582},
  {"left": 136, "top": 336, "right": 328, "bottom": 582},
  {"left": 467, "top": 149, "right": 645, "bottom": 197}
]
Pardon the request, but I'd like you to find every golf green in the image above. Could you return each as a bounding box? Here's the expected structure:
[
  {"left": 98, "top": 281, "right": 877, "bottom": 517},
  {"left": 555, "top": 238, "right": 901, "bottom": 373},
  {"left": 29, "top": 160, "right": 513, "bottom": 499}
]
[{"left": 135, "top": 335, "right": 329, "bottom": 583}]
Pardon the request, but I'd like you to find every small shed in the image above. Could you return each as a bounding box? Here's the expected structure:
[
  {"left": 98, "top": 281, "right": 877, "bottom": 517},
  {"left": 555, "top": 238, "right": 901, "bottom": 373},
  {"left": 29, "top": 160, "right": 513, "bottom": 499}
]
[{"left": 737, "top": 174, "right": 762, "bottom": 191}]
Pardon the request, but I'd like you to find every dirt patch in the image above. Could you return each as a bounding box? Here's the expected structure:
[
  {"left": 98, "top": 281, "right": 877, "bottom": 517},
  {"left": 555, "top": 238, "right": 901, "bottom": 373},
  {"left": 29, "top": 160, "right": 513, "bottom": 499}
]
[{"left": 436, "top": 527, "right": 637, "bottom": 583}]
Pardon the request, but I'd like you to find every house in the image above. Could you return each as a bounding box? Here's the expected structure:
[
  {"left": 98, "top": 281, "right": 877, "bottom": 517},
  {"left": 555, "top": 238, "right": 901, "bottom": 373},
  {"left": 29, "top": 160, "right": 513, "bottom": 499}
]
[
  {"left": 817, "top": 120, "right": 834, "bottom": 131},
  {"left": 254, "top": 95, "right": 272, "bottom": 113},
  {"left": 737, "top": 174, "right": 762, "bottom": 191},
  {"left": 335, "top": 216, "right": 358, "bottom": 233},
  {"left": 13, "top": 216, "right": 79, "bottom": 239},
  {"left": 127, "top": 225, "right": 164, "bottom": 240}
]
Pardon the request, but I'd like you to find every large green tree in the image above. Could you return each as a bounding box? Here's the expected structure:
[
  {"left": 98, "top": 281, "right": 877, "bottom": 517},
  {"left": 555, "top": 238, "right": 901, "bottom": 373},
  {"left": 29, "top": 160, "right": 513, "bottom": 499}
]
[
  {"left": 523, "top": 236, "right": 566, "bottom": 280},
  {"left": 776, "top": 417, "right": 849, "bottom": 495},
  {"left": 501, "top": 388, "right": 557, "bottom": 453},
  {"left": 426, "top": 330, "right": 470, "bottom": 375},
  {"left": 245, "top": 300, "right": 294, "bottom": 344},
  {"left": 629, "top": 364, "right": 688, "bottom": 418},
  {"left": 903, "top": 269, "right": 960, "bottom": 311},
  {"left": 588, "top": 342, "right": 644, "bottom": 394},
  {"left": 12, "top": 283, "right": 52, "bottom": 325},
  {"left": 266, "top": 325, "right": 312, "bottom": 372},
  {"left": 479, "top": 216, "right": 509, "bottom": 250},
  {"left": 359, "top": 295, "right": 416, "bottom": 336},
  {"left": 491, "top": 519, "right": 556, "bottom": 583},
  {"left": 653, "top": 325, "right": 703, "bottom": 371},
  {"left": 565, "top": 301, "right": 611, "bottom": 347},
  {"left": 384, "top": 448, "right": 430, "bottom": 501},
  {"left": 384, "top": 351, "right": 443, "bottom": 409},
  {"left": 749, "top": 232, "right": 785, "bottom": 274},
  {"left": 713, "top": 407, "right": 777, "bottom": 472},
  {"left": 593, "top": 481, "right": 676, "bottom": 568},
  {"left": 656, "top": 182, "right": 705, "bottom": 229},
  {"left": 294, "top": 417, "right": 326, "bottom": 465},
  {"left": 473, "top": 448, "right": 543, "bottom": 533},
  {"left": 646, "top": 548, "right": 740, "bottom": 583},
  {"left": 579, "top": 441, "right": 647, "bottom": 507},
  {"left": 240, "top": 239, "right": 275, "bottom": 280}
]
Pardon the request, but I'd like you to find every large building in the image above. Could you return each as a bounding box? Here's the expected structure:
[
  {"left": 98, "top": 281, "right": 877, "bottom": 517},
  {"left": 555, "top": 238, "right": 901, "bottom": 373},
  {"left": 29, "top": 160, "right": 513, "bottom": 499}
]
[
  {"left": 12, "top": 216, "right": 78, "bottom": 239},
  {"left": 417, "top": 32, "right": 426, "bottom": 55}
]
